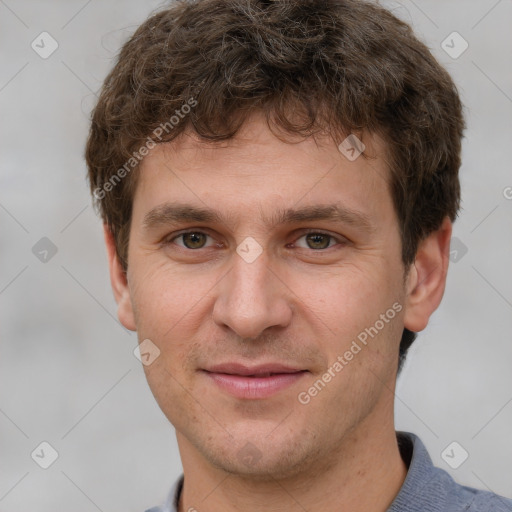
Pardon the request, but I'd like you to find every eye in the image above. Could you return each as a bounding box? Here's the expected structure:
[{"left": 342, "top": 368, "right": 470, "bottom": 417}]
[
  {"left": 171, "top": 231, "right": 215, "bottom": 249},
  {"left": 294, "top": 231, "right": 342, "bottom": 250}
]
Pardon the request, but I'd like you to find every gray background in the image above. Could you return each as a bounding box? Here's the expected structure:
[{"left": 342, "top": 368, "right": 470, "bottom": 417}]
[{"left": 0, "top": 0, "right": 511, "bottom": 510}]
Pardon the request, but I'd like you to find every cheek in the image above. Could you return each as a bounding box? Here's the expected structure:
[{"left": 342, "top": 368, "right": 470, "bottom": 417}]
[
  {"left": 130, "top": 261, "right": 233, "bottom": 377},
  {"left": 132, "top": 260, "right": 210, "bottom": 325},
  {"left": 293, "top": 262, "right": 403, "bottom": 356}
]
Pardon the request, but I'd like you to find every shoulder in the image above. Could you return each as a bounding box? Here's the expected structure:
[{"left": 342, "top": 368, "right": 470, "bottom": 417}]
[
  {"left": 391, "top": 432, "right": 512, "bottom": 512},
  {"left": 461, "top": 487, "right": 512, "bottom": 511}
]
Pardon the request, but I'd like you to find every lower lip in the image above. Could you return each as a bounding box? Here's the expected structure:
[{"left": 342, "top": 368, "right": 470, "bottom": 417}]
[{"left": 203, "top": 371, "right": 307, "bottom": 399}]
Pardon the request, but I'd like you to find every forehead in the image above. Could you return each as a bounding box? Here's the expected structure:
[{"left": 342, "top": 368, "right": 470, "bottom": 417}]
[{"left": 133, "top": 113, "right": 394, "bottom": 229}]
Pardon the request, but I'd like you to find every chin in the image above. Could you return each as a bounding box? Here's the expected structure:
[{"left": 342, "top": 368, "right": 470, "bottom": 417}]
[{"left": 196, "top": 432, "right": 318, "bottom": 481}]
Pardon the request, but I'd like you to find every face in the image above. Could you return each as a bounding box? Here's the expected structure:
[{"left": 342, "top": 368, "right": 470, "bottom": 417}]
[{"left": 114, "top": 113, "right": 417, "bottom": 479}]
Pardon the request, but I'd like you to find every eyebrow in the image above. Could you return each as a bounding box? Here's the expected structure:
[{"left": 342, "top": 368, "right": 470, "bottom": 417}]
[{"left": 143, "top": 202, "right": 375, "bottom": 233}]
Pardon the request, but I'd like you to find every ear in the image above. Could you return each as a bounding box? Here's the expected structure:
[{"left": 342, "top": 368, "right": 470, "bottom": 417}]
[
  {"left": 103, "top": 224, "right": 136, "bottom": 331},
  {"left": 403, "top": 216, "right": 452, "bottom": 332}
]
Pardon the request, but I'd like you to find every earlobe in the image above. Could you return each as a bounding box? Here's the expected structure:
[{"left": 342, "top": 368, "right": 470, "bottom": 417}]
[
  {"left": 103, "top": 224, "right": 137, "bottom": 331},
  {"left": 403, "top": 217, "right": 452, "bottom": 332}
]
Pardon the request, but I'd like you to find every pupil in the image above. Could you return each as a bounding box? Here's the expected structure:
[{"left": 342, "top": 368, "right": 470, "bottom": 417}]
[
  {"left": 307, "top": 233, "right": 329, "bottom": 249},
  {"left": 184, "top": 233, "right": 205, "bottom": 248}
]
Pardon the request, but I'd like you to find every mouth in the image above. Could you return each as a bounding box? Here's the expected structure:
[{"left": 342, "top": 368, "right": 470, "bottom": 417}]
[{"left": 201, "top": 363, "right": 308, "bottom": 399}]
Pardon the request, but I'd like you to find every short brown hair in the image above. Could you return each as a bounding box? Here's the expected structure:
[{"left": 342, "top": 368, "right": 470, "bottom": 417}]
[{"left": 85, "top": 0, "right": 464, "bottom": 366}]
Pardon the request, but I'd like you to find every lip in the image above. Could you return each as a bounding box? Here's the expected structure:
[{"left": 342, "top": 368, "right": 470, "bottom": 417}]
[
  {"left": 202, "top": 363, "right": 308, "bottom": 399},
  {"left": 205, "top": 362, "right": 304, "bottom": 376}
]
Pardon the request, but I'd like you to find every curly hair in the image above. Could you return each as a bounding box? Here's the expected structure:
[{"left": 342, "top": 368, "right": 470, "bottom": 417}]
[{"left": 85, "top": 0, "right": 465, "bottom": 368}]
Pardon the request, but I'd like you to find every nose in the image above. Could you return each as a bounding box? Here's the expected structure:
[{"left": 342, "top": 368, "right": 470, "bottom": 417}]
[{"left": 212, "top": 248, "right": 293, "bottom": 340}]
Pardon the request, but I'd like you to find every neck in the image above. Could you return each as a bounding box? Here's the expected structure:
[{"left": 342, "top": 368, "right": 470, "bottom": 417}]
[{"left": 176, "top": 408, "right": 407, "bottom": 512}]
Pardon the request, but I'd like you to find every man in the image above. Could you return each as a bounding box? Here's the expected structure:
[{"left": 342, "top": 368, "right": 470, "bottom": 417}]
[{"left": 85, "top": 1, "right": 511, "bottom": 511}]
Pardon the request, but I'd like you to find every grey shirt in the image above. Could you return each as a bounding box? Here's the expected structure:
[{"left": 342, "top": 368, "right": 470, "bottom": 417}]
[{"left": 145, "top": 432, "right": 512, "bottom": 512}]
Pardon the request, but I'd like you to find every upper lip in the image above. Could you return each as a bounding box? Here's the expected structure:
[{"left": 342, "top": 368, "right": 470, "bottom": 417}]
[{"left": 203, "top": 363, "right": 305, "bottom": 376}]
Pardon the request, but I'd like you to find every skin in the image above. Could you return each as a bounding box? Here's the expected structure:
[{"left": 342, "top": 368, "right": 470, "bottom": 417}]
[{"left": 105, "top": 112, "right": 452, "bottom": 512}]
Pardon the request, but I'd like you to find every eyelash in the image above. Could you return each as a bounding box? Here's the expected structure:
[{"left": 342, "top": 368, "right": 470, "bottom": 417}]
[{"left": 165, "top": 229, "right": 346, "bottom": 251}]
